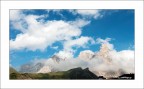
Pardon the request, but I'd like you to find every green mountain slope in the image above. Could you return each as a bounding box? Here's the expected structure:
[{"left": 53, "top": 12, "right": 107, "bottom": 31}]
[
  {"left": 10, "top": 67, "right": 134, "bottom": 80},
  {"left": 10, "top": 67, "right": 98, "bottom": 79}
]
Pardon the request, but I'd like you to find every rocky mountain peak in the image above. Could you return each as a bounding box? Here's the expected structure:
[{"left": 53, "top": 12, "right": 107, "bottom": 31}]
[
  {"left": 78, "top": 50, "right": 95, "bottom": 60},
  {"left": 37, "top": 66, "right": 51, "bottom": 73},
  {"left": 96, "top": 43, "right": 112, "bottom": 64},
  {"left": 51, "top": 55, "right": 66, "bottom": 63}
]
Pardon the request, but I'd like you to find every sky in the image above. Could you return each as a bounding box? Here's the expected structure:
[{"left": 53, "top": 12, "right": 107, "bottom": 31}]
[{"left": 9, "top": 9, "right": 134, "bottom": 68}]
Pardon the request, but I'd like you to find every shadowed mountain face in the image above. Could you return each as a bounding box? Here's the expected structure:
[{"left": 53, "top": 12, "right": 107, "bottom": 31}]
[{"left": 68, "top": 67, "right": 98, "bottom": 79}]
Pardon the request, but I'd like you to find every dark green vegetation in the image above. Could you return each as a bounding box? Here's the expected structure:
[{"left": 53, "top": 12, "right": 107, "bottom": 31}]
[
  {"left": 10, "top": 67, "right": 98, "bottom": 80},
  {"left": 10, "top": 67, "right": 134, "bottom": 80}
]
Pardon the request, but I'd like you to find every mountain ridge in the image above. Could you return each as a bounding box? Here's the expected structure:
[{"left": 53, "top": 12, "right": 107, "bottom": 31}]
[{"left": 10, "top": 67, "right": 134, "bottom": 80}]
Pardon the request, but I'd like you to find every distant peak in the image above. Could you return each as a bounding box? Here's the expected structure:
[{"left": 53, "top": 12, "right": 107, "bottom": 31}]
[
  {"left": 78, "top": 50, "right": 95, "bottom": 60},
  {"left": 51, "top": 55, "right": 66, "bottom": 63},
  {"left": 96, "top": 43, "right": 112, "bottom": 64}
]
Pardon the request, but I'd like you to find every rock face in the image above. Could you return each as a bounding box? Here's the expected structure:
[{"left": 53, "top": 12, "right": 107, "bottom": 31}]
[
  {"left": 37, "top": 66, "right": 51, "bottom": 73},
  {"left": 19, "top": 62, "right": 44, "bottom": 73},
  {"left": 78, "top": 44, "right": 112, "bottom": 64},
  {"left": 51, "top": 55, "right": 66, "bottom": 63},
  {"left": 78, "top": 50, "right": 95, "bottom": 61},
  {"left": 89, "top": 44, "right": 125, "bottom": 78},
  {"left": 96, "top": 43, "right": 112, "bottom": 64}
]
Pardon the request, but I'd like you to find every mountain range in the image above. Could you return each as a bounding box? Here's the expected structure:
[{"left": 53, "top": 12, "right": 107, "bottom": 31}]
[
  {"left": 10, "top": 67, "right": 99, "bottom": 79},
  {"left": 10, "top": 67, "right": 134, "bottom": 80},
  {"left": 16, "top": 43, "right": 134, "bottom": 79}
]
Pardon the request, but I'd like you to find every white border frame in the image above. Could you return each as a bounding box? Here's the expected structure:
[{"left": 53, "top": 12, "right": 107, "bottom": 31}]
[{"left": 1, "top": 1, "right": 144, "bottom": 88}]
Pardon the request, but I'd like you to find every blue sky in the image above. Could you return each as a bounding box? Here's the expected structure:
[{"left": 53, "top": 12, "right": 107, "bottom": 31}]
[{"left": 10, "top": 9, "right": 134, "bottom": 68}]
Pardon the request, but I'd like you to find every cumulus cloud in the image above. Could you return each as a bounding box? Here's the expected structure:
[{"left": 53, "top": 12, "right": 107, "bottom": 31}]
[
  {"left": 96, "top": 38, "right": 114, "bottom": 50},
  {"left": 70, "top": 19, "right": 90, "bottom": 27},
  {"left": 78, "top": 50, "right": 95, "bottom": 61},
  {"left": 45, "top": 9, "right": 102, "bottom": 19},
  {"left": 10, "top": 10, "right": 28, "bottom": 32},
  {"left": 10, "top": 10, "right": 91, "bottom": 51},
  {"left": 52, "top": 36, "right": 95, "bottom": 59},
  {"left": 55, "top": 51, "right": 74, "bottom": 59},
  {"left": 64, "top": 36, "right": 95, "bottom": 52},
  {"left": 10, "top": 10, "right": 102, "bottom": 51},
  {"left": 69, "top": 10, "right": 102, "bottom": 19},
  {"left": 10, "top": 10, "right": 23, "bottom": 21}
]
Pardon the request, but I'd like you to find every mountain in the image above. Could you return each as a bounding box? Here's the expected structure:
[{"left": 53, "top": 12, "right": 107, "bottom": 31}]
[
  {"left": 18, "top": 43, "right": 133, "bottom": 79},
  {"left": 68, "top": 67, "right": 98, "bottom": 79},
  {"left": 10, "top": 67, "right": 18, "bottom": 74},
  {"left": 51, "top": 55, "right": 66, "bottom": 63},
  {"left": 10, "top": 67, "right": 32, "bottom": 79},
  {"left": 37, "top": 66, "right": 51, "bottom": 73},
  {"left": 19, "top": 62, "right": 44, "bottom": 73},
  {"left": 78, "top": 50, "right": 95, "bottom": 61},
  {"left": 19, "top": 44, "right": 113, "bottom": 74},
  {"left": 96, "top": 43, "right": 112, "bottom": 64},
  {"left": 78, "top": 43, "right": 113, "bottom": 63},
  {"left": 10, "top": 67, "right": 98, "bottom": 79}
]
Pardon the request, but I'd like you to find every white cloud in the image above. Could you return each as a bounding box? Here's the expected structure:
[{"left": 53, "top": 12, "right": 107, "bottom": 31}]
[
  {"left": 53, "top": 36, "right": 95, "bottom": 59},
  {"left": 64, "top": 36, "right": 95, "bottom": 52},
  {"left": 10, "top": 10, "right": 27, "bottom": 32},
  {"left": 96, "top": 37, "right": 111, "bottom": 44},
  {"left": 78, "top": 50, "right": 95, "bottom": 61},
  {"left": 46, "top": 9, "right": 102, "bottom": 19},
  {"left": 10, "top": 10, "right": 23, "bottom": 21},
  {"left": 54, "top": 36, "right": 95, "bottom": 59},
  {"left": 70, "top": 19, "right": 90, "bottom": 27},
  {"left": 70, "top": 10, "right": 102, "bottom": 19},
  {"left": 10, "top": 33, "right": 49, "bottom": 51},
  {"left": 77, "top": 10, "right": 100, "bottom": 17},
  {"left": 55, "top": 51, "right": 74, "bottom": 59},
  {"left": 10, "top": 10, "right": 102, "bottom": 51},
  {"left": 10, "top": 11, "right": 91, "bottom": 51},
  {"left": 106, "top": 50, "right": 134, "bottom": 73},
  {"left": 51, "top": 46, "right": 58, "bottom": 50},
  {"left": 96, "top": 38, "right": 114, "bottom": 50}
]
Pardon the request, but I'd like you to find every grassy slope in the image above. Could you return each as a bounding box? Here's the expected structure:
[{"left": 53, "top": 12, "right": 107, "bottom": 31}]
[
  {"left": 10, "top": 71, "right": 70, "bottom": 80},
  {"left": 9, "top": 67, "right": 98, "bottom": 79},
  {"left": 9, "top": 67, "right": 134, "bottom": 80}
]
